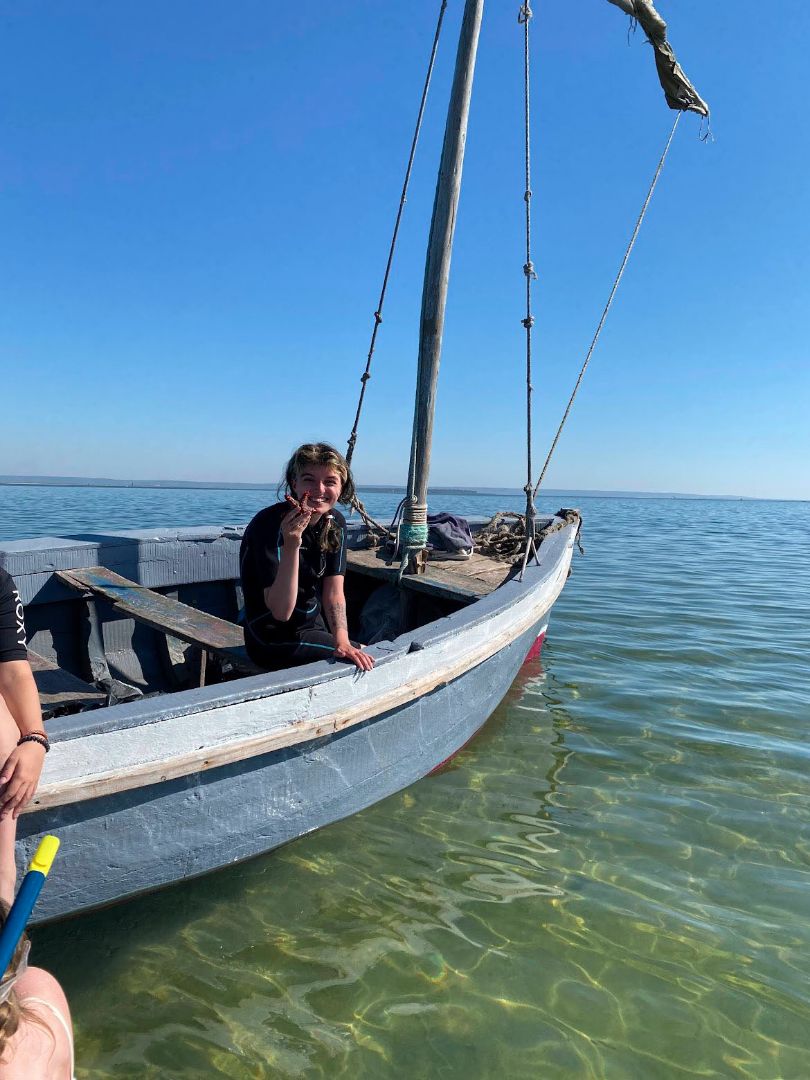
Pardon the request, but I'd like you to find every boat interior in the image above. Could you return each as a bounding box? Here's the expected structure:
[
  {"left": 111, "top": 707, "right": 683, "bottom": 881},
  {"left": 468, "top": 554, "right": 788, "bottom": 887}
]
[{"left": 23, "top": 523, "right": 532, "bottom": 722}]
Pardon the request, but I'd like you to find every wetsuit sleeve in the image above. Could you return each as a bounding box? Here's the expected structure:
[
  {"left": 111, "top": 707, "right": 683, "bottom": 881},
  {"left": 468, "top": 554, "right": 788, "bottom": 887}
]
[
  {"left": 0, "top": 569, "right": 28, "bottom": 662},
  {"left": 239, "top": 508, "right": 284, "bottom": 612},
  {"left": 323, "top": 512, "right": 347, "bottom": 578}
]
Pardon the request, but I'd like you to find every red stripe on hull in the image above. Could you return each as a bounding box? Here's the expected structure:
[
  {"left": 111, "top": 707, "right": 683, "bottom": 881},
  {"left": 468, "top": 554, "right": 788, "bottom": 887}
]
[{"left": 523, "top": 630, "right": 546, "bottom": 662}]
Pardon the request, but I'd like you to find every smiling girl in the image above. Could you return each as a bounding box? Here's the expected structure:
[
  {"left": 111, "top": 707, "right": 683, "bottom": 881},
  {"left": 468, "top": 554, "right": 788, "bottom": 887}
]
[{"left": 239, "top": 443, "right": 374, "bottom": 672}]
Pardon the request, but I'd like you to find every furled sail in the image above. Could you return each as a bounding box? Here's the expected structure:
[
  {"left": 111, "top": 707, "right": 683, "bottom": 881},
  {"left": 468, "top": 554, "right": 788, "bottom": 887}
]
[{"left": 607, "top": 0, "right": 709, "bottom": 117}]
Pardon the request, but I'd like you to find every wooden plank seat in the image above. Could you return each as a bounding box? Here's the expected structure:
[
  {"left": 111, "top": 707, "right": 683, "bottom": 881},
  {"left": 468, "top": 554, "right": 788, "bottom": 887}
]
[
  {"left": 346, "top": 548, "right": 514, "bottom": 605},
  {"left": 27, "top": 648, "right": 106, "bottom": 717},
  {"left": 56, "top": 567, "right": 259, "bottom": 675}
]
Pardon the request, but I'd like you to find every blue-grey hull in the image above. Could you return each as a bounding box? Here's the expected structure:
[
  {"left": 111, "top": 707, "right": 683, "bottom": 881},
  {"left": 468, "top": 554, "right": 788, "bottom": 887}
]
[
  {"left": 21, "top": 620, "right": 539, "bottom": 923},
  {"left": 3, "top": 515, "right": 577, "bottom": 924}
]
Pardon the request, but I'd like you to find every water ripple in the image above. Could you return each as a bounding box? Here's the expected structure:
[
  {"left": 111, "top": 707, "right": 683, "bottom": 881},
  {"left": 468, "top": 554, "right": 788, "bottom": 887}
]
[{"left": 18, "top": 492, "right": 810, "bottom": 1078}]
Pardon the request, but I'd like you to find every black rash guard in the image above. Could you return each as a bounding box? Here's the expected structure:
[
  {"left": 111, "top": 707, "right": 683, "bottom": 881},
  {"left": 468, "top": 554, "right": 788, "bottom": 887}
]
[
  {"left": 0, "top": 568, "right": 28, "bottom": 663},
  {"left": 240, "top": 503, "right": 348, "bottom": 670}
]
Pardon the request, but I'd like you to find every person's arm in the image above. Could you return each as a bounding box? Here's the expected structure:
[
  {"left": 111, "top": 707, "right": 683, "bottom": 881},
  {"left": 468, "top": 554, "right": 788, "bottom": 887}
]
[
  {"left": 0, "top": 572, "right": 47, "bottom": 820},
  {"left": 0, "top": 660, "right": 47, "bottom": 819},
  {"left": 263, "top": 506, "right": 311, "bottom": 621},
  {"left": 264, "top": 545, "right": 300, "bottom": 622},
  {"left": 321, "top": 575, "right": 373, "bottom": 671}
]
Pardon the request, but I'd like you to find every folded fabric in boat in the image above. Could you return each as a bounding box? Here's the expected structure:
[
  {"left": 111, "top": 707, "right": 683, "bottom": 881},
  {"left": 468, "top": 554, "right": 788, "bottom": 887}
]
[{"left": 427, "top": 513, "right": 474, "bottom": 560}]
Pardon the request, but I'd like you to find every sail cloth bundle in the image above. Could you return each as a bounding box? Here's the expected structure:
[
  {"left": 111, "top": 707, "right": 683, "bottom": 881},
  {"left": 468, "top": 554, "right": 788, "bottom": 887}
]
[
  {"left": 606, "top": 0, "right": 709, "bottom": 117},
  {"left": 426, "top": 513, "right": 475, "bottom": 560}
]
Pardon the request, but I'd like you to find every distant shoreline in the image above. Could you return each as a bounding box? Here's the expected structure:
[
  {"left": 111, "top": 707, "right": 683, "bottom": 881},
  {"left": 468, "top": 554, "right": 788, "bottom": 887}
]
[{"left": 0, "top": 475, "right": 772, "bottom": 501}]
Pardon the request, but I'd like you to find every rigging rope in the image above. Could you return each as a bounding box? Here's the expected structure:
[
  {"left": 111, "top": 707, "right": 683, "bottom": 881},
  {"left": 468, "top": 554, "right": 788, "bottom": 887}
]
[
  {"left": 517, "top": 3, "right": 540, "bottom": 579},
  {"left": 348, "top": 6, "right": 682, "bottom": 577},
  {"left": 348, "top": 495, "right": 393, "bottom": 543},
  {"left": 532, "top": 111, "right": 682, "bottom": 499},
  {"left": 345, "top": 0, "right": 449, "bottom": 467},
  {"left": 475, "top": 509, "right": 584, "bottom": 564}
]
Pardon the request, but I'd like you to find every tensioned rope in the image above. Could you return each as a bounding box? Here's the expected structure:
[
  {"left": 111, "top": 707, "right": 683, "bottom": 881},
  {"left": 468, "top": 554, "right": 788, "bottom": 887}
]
[
  {"left": 532, "top": 110, "right": 682, "bottom": 499},
  {"left": 476, "top": 110, "right": 683, "bottom": 568},
  {"left": 351, "top": 7, "right": 684, "bottom": 564},
  {"left": 517, "top": 2, "right": 539, "bottom": 579},
  {"left": 345, "top": 0, "right": 448, "bottom": 470}
]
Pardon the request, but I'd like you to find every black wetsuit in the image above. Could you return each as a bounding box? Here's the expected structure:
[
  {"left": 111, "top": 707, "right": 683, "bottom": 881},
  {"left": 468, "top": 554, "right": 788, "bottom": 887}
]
[
  {"left": 0, "top": 568, "right": 28, "bottom": 663},
  {"left": 240, "top": 503, "right": 348, "bottom": 670}
]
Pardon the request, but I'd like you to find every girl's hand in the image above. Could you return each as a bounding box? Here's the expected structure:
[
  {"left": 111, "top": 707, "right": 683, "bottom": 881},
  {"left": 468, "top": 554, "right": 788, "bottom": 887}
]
[
  {"left": 334, "top": 642, "right": 375, "bottom": 671},
  {"left": 281, "top": 499, "right": 312, "bottom": 548},
  {"left": 0, "top": 742, "right": 46, "bottom": 820}
]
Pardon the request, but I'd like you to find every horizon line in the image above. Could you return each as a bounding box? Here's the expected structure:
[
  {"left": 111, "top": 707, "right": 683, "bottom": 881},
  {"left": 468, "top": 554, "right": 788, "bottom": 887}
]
[{"left": 0, "top": 473, "right": 799, "bottom": 503}]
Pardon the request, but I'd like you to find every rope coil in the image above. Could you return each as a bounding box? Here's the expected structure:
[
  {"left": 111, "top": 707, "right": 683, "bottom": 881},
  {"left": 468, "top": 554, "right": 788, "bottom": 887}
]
[
  {"left": 396, "top": 514, "right": 429, "bottom": 582},
  {"left": 475, "top": 509, "right": 583, "bottom": 565},
  {"left": 399, "top": 523, "right": 428, "bottom": 547}
]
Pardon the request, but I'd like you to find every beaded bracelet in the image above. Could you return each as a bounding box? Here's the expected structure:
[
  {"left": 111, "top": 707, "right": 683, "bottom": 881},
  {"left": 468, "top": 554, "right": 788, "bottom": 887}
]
[{"left": 17, "top": 734, "right": 50, "bottom": 753}]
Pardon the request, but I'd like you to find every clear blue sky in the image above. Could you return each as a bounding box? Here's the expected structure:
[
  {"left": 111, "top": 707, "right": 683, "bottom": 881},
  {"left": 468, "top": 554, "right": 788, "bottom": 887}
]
[{"left": 1, "top": 2, "right": 807, "bottom": 499}]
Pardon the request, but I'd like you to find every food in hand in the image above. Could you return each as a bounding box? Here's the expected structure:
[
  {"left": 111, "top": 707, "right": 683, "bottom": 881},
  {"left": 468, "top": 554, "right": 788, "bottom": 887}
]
[{"left": 285, "top": 491, "right": 313, "bottom": 514}]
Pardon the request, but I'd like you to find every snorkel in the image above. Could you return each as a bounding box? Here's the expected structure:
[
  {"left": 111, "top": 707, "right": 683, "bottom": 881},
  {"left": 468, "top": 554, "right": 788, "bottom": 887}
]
[{"left": 0, "top": 835, "right": 60, "bottom": 980}]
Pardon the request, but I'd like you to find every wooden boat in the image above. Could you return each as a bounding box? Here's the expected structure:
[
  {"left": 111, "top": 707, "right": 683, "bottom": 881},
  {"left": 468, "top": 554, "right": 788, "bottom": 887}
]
[
  {"left": 8, "top": 513, "right": 578, "bottom": 922},
  {"left": 5, "top": 0, "right": 704, "bottom": 923}
]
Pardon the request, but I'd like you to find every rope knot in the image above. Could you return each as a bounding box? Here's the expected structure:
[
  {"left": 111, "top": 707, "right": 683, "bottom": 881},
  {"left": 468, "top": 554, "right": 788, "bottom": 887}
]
[
  {"left": 360, "top": 372, "right": 371, "bottom": 383},
  {"left": 522, "top": 315, "right": 535, "bottom": 329},
  {"left": 518, "top": 4, "right": 533, "bottom": 23},
  {"left": 374, "top": 311, "right": 382, "bottom": 325},
  {"left": 523, "top": 261, "right": 536, "bottom": 279}
]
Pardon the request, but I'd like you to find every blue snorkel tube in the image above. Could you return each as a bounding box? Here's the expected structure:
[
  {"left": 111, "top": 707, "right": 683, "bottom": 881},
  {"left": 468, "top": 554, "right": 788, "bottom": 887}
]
[{"left": 0, "top": 835, "right": 60, "bottom": 976}]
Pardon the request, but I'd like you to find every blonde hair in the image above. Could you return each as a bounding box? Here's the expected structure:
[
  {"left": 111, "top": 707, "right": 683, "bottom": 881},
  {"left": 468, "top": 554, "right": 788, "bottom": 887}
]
[
  {"left": 280, "top": 443, "right": 355, "bottom": 553},
  {"left": 0, "top": 905, "right": 45, "bottom": 1062}
]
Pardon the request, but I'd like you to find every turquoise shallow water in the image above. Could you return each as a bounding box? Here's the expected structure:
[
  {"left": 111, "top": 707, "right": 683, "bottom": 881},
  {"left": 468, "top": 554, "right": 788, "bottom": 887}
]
[{"left": 2, "top": 488, "right": 809, "bottom": 1078}]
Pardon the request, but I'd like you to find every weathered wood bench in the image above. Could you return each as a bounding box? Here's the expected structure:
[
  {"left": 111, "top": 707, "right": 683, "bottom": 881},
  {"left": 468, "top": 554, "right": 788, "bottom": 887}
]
[
  {"left": 27, "top": 648, "right": 107, "bottom": 718},
  {"left": 56, "top": 567, "right": 259, "bottom": 678}
]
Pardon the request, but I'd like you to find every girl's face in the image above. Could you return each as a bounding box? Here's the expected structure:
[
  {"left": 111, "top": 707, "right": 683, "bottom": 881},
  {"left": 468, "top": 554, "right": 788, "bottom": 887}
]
[{"left": 292, "top": 464, "right": 343, "bottom": 523}]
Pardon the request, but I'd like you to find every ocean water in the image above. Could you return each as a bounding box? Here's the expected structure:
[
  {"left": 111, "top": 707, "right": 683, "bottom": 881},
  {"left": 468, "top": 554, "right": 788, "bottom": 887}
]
[{"left": 3, "top": 487, "right": 809, "bottom": 1079}]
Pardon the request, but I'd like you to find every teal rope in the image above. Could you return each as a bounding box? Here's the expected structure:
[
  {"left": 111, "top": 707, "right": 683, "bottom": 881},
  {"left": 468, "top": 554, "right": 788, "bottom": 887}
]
[{"left": 399, "top": 523, "right": 428, "bottom": 547}]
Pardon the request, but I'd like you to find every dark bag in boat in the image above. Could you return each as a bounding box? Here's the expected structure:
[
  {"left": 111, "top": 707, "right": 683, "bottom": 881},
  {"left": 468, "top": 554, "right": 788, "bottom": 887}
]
[{"left": 427, "top": 513, "right": 474, "bottom": 560}]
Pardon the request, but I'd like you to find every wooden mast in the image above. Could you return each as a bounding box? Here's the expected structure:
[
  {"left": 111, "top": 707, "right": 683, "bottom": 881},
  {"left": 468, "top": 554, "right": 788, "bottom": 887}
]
[{"left": 403, "top": 0, "right": 485, "bottom": 571}]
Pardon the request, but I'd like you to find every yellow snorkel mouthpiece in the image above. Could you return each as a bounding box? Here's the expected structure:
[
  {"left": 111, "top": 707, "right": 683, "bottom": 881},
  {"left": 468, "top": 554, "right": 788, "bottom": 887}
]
[{"left": 29, "top": 835, "right": 60, "bottom": 877}]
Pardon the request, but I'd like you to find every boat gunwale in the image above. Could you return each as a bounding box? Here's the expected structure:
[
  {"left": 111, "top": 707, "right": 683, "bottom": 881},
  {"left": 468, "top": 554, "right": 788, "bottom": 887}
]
[
  {"left": 29, "top": 514, "right": 576, "bottom": 746},
  {"left": 23, "top": 517, "right": 577, "bottom": 812}
]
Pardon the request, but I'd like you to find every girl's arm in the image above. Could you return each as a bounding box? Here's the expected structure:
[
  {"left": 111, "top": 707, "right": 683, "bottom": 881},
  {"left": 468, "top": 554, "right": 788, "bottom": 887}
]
[
  {"left": 0, "top": 660, "right": 47, "bottom": 819},
  {"left": 322, "top": 576, "right": 374, "bottom": 671},
  {"left": 263, "top": 506, "right": 311, "bottom": 621},
  {"left": 263, "top": 546, "right": 300, "bottom": 622}
]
